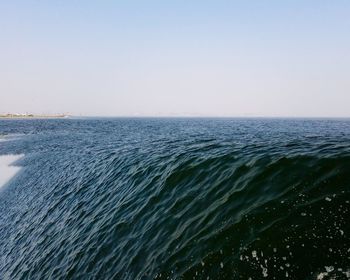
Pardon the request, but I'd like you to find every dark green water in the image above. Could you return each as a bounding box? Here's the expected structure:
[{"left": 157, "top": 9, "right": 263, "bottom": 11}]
[{"left": 0, "top": 118, "right": 349, "bottom": 279}]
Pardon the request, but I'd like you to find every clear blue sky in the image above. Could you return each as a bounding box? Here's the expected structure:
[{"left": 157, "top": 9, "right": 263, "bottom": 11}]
[{"left": 1, "top": 1, "right": 349, "bottom": 117}]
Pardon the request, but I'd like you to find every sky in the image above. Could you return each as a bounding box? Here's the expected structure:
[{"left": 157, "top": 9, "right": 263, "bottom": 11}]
[{"left": 1, "top": 1, "right": 349, "bottom": 117}]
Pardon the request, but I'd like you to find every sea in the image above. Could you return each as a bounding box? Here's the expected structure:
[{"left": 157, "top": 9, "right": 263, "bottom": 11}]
[{"left": 0, "top": 118, "right": 349, "bottom": 279}]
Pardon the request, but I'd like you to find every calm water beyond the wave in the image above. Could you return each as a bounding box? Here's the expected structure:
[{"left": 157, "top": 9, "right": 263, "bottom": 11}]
[{"left": 0, "top": 118, "right": 349, "bottom": 280}]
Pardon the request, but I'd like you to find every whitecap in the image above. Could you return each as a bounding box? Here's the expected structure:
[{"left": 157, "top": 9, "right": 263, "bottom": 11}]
[{"left": 0, "top": 154, "right": 23, "bottom": 188}]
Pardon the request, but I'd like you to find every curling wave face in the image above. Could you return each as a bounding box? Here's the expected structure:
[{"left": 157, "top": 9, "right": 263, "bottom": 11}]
[{"left": 0, "top": 118, "right": 350, "bottom": 279}]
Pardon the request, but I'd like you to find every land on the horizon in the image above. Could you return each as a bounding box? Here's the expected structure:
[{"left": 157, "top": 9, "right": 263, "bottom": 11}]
[{"left": 0, "top": 113, "right": 69, "bottom": 119}]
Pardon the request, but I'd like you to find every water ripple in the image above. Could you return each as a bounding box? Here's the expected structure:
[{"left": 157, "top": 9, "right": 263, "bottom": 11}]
[{"left": 0, "top": 118, "right": 350, "bottom": 279}]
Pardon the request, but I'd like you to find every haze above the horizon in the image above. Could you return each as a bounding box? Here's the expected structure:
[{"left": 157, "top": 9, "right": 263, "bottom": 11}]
[{"left": 1, "top": 1, "right": 349, "bottom": 117}]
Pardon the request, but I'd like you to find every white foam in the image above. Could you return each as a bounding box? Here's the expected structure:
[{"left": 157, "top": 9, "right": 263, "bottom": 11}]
[{"left": 0, "top": 154, "right": 23, "bottom": 188}]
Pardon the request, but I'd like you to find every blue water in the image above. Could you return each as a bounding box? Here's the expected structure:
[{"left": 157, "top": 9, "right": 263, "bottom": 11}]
[{"left": 0, "top": 118, "right": 350, "bottom": 279}]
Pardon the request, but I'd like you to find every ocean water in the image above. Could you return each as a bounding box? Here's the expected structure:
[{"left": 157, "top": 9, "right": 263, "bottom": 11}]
[{"left": 0, "top": 118, "right": 350, "bottom": 279}]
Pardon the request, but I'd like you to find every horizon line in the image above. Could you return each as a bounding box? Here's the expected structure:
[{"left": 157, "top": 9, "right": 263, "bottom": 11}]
[
  {"left": 1, "top": 113, "right": 350, "bottom": 119},
  {"left": 70, "top": 115, "right": 350, "bottom": 119}
]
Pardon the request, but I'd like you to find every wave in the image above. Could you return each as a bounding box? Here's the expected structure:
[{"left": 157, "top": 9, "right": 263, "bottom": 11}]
[{"left": 0, "top": 118, "right": 349, "bottom": 279}]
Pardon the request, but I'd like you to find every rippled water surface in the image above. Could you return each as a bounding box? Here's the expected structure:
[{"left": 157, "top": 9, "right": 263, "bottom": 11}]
[{"left": 0, "top": 118, "right": 350, "bottom": 279}]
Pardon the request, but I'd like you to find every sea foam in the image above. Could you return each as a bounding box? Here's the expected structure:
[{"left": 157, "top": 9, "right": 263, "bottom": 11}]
[{"left": 0, "top": 154, "right": 23, "bottom": 188}]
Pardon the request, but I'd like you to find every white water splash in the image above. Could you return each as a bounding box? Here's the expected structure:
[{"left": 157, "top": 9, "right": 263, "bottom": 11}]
[{"left": 0, "top": 154, "right": 23, "bottom": 188}]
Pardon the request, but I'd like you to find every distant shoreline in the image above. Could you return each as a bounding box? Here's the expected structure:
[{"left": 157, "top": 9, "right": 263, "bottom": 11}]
[{"left": 0, "top": 114, "right": 69, "bottom": 119}]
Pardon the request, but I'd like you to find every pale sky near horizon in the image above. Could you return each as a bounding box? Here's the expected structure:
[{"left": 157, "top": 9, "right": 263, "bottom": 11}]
[{"left": 1, "top": 1, "right": 349, "bottom": 117}]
